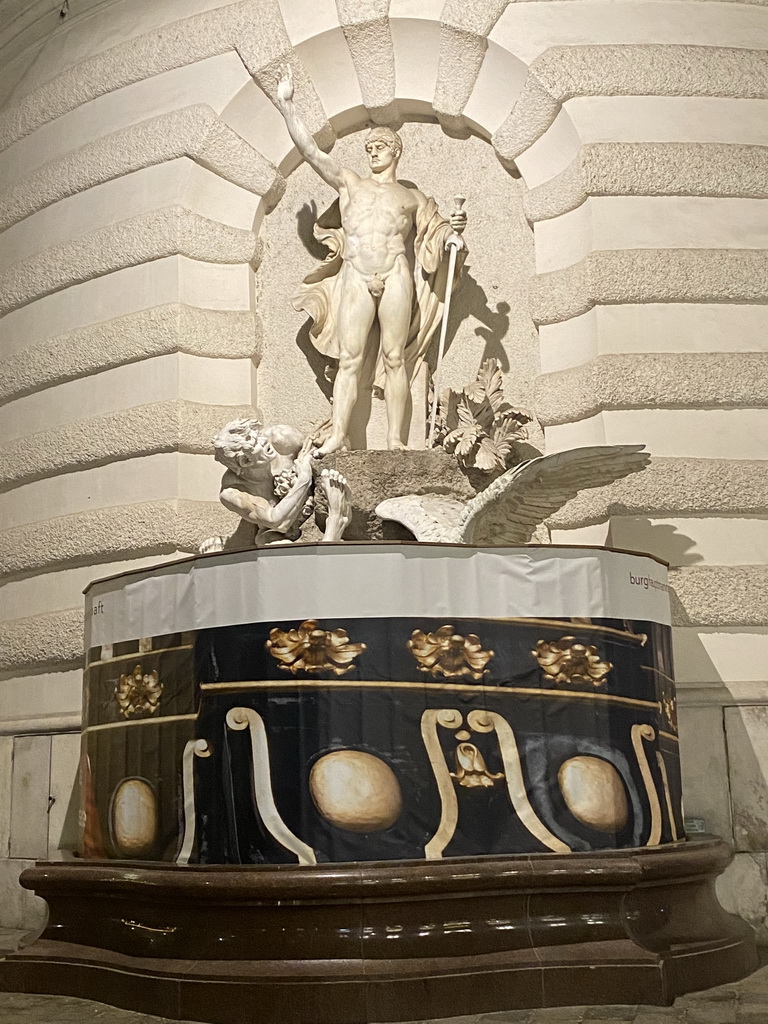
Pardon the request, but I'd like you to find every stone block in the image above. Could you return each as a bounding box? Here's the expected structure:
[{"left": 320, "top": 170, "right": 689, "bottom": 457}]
[
  {"left": 724, "top": 706, "right": 768, "bottom": 852},
  {"left": 9, "top": 736, "right": 50, "bottom": 861},
  {"left": 0, "top": 859, "right": 47, "bottom": 930},
  {"left": 674, "top": 997, "right": 735, "bottom": 1022},
  {"left": 47, "top": 734, "right": 81, "bottom": 858},
  {"left": 0, "top": 737, "right": 13, "bottom": 857},
  {"left": 633, "top": 1013, "right": 684, "bottom": 1023},
  {"left": 678, "top": 705, "right": 733, "bottom": 841},
  {"left": 582, "top": 1009, "right": 636, "bottom": 1020},
  {"left": 716, "top": 851, "right": 768, "bottom": 945}
]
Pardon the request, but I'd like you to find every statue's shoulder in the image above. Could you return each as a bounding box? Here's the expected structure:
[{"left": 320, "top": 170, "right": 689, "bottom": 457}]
[
  {"left": 403, "top": 183, "right": 428, "bottom": 202},
  {"left": 220, "top": 468, "right": 244, "bottom": 489}
]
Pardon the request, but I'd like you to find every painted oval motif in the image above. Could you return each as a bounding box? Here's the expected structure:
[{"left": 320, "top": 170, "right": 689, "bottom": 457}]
[
  {"left": 558, "top": 756, "right": 629, "bottom": 833},
  {"left": 110, "top": 778, "right": 158, "bottom": 857},
  {"left": 310, "top": 750, "right": 402, "bottom": 833}
]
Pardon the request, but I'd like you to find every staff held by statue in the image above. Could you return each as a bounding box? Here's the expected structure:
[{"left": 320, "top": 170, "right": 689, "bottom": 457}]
[{"left": 427, "top": 195, "right": 466, "bottom": 448}]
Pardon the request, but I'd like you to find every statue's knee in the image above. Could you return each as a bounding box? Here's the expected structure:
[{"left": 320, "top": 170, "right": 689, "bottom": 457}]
[
  {"left": 383, "top": 352, "right": 404, "bottom": 373},
  {"left": 338, "top": 354, "right": 363, "bottom": 374}
]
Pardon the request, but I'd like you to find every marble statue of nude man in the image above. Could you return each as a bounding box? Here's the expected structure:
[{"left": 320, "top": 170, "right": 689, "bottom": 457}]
[{"left": 275, "top": 67, "right": 467, "bottom": 456}]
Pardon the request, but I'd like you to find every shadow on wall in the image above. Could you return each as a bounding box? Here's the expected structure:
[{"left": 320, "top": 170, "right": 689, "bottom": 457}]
[{"left": 608, "top": 519, "right": 704, "bottom": 568}]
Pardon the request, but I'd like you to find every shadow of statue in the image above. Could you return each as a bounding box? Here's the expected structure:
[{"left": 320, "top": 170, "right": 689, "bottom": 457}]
[
  {"left": 440, "top": 272, "right": 510, "bottom": 371},
  {"left": 296, "top": 201, "right": 329, "bottom": 261},
  {"left": 296, "top": 319, "right": 334, "bottom": 401},
  {"left": 608, "top": 519, "right": 705, "bottom": 568}
]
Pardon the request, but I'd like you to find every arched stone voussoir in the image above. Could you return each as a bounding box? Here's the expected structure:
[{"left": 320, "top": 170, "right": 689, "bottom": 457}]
[
  {"left": 492, "top": 76, "right": 558, "bottom": 166},
  {"left": 0, "top": 206, "right": 262, "bottom": 318},
  {"left": 494, "top": 44, "right": 768, "bottom": 165},
  {"left": 336, "top": 0, "right": 398, "bottom": 124},
  {"left": 434, "top": 0, "right": 510, "bottom": 135},
  {"left": 246, "top": 56, "right": 336, "bottom": 153}
]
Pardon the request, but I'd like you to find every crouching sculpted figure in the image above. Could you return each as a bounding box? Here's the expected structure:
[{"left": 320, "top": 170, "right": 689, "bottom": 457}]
[
  {"left": 200, "top": 419, "right": 352, "bottom": 551},
  {"left": 275, "top": 67, "right": 467, "bottom": 455}
]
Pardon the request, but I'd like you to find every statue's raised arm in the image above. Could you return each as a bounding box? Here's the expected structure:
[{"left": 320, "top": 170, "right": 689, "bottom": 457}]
[{"left": 275, "top": 67, "right": 350, "bottom": 192}]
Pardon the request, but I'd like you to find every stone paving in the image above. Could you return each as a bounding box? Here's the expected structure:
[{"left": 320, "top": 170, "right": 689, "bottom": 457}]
[{"left": 1, "top": 929, "right": 766, "bottom": 1024}]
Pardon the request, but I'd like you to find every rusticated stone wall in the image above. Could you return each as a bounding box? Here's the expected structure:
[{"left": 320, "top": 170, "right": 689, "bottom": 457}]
[{"left": 0, "top": 0, "right": 767, "bottom": 934}]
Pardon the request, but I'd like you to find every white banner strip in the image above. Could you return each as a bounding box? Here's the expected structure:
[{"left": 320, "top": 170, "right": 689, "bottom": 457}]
[{"left": 85, "top": 544, "right": 670, "bottom": 648}]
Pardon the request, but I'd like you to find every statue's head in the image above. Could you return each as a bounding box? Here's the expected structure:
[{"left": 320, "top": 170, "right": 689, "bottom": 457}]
[
  {"left": 364, "top": 126, "right": 402, "bottom": 171},
  {"left": 212, "top": 419, "right": 276, "bottom": 473}
]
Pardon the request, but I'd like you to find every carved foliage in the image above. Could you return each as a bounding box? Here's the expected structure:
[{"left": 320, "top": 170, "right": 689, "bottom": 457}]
[{"left": 433, "top": 359, "right": 531, "bottom": 472}]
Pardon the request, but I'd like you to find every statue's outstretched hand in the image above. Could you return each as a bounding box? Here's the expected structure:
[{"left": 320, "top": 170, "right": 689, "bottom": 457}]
[{"left": 276, "top": 66, "right": 294, "bottom": 109}]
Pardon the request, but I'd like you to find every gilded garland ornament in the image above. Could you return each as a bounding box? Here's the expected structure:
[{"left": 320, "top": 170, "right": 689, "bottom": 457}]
[
  {"left": 266, "top": 620, "right": 366, "bottom": 677},
  {"left": 408, "top": 625, "right": 494, "bottom": 680},
  {"left": 115, "top": 665, "right": 163, "bottom": 717},
  {"left": 532, "top": 636, "right": 612, "bottom": 687}
]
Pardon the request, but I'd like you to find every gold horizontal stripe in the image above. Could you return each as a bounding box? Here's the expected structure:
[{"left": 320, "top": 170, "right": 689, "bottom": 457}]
[
  {"left": 641, "top": 665, "right": 677, "bottom": 685},
  {"left": 659, "top": 730, "right": 680, "bottom": 743},
  {"left": 84, "top": 713, "right": 197, "bottom": 733},
  {"left": 504, "top": 618, "right": 649, "bottom": 643},
  {"left": 86, "top": 644, "right": 194, "bottom": 670},
  {"left": 199, "top": 680, "right": 660, "bottom": 710}
]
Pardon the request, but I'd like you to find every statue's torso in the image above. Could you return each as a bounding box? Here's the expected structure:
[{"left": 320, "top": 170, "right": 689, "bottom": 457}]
[{"left": 340, "top": 178, "right": 420, "bottom": 276}]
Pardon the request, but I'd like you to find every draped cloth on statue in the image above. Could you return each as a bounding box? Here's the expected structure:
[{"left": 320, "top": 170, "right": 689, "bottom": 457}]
[{"left": 292, "top": 195, "right": 466, "bottom": 392}]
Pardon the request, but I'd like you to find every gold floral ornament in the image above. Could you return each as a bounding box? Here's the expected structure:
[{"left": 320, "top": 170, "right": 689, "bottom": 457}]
[
  {"left": 266, "top": 620, "right": 366, "bottom": 677},
  {"left": 115, "top": 665, "right": 163, "bottom": 717},
  {"left": 408, "top": 626, "right": 494, "bottom": 680},
  {"left": 532, "top": 636, "right": 612, "bottom": 687},
  {"left": 661, "top": 691, "right": 678, "bottom": 733},
  {"left": 451, "top": 742, "right": 504, "bottom": 788}
]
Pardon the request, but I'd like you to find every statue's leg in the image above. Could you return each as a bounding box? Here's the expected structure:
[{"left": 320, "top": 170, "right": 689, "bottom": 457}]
[
  {"left": 378, "top": 260, "right": 413, "bottom": 451},
  {"left": 316, "top": 265, "right": 375, "bottom": 457}
]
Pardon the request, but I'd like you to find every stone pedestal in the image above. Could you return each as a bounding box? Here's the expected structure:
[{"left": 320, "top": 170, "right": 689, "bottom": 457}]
[
  {"left": 308, "top": 449, "right": 474, "bottom": 540},
  {"left": 0, "top": 839, "right": 756, "bottom": 1023}
]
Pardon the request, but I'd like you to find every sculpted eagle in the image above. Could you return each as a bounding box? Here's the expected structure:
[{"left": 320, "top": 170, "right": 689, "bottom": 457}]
[{"left": 375, "top": 445, "right": 650, "bottom": 544}]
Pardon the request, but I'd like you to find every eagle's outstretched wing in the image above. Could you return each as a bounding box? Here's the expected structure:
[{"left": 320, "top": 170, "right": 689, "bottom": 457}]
[
  {"left": 375, "top": 493, "right": 465, "bottom": 542},
  {"left": 459, "top": 444, "right": 650, "bottom": 545}
]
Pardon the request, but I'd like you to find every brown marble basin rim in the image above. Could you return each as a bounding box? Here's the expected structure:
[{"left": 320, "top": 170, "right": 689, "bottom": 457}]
[{"left": 22, "top": 836, "right": 729, "bottom": 901}]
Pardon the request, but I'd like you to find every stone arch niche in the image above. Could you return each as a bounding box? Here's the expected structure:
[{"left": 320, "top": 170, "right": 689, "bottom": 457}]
[{"left": 216, "top": 23, "right": 585, "bottom": 450}]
